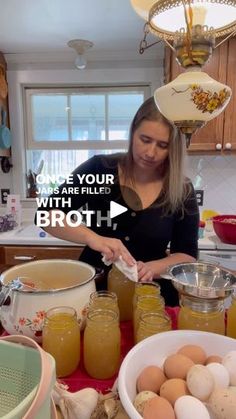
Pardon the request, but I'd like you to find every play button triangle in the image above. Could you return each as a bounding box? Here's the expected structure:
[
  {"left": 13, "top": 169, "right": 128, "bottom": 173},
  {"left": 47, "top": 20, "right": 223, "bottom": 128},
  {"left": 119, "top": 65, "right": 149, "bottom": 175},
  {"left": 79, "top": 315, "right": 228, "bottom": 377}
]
[{"left": 110, "top": 201, "right": 128, "bottom": 219}]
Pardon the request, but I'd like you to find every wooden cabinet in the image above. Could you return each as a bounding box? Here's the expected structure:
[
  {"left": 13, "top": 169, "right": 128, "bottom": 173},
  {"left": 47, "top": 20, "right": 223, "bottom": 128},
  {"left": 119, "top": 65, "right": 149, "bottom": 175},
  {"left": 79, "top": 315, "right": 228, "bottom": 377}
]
[
  {"left": 0, "top": 245, "right": 83, "bottom": 266},
  {"left": 164, "top": 39, "right": 236, "bottom": 153},
  {"left": 223, "top": 37, "right": 236, "bottom": 151}
]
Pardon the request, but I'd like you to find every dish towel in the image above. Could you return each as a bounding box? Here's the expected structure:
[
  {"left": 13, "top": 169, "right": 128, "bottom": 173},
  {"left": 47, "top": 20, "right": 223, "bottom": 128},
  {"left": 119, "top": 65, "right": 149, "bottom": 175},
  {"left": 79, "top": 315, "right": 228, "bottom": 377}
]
[{"left": 101, "top": 255, "right": 138, "bottom": 282}]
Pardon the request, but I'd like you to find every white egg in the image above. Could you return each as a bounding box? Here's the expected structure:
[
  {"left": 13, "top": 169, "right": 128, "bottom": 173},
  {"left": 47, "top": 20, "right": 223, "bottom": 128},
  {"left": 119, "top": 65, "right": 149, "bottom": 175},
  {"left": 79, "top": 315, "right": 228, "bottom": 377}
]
[
  {"left": 187, "top": 365, "right": 214, "bottom": 401},
  {"left": 206, "top": 362, "right": 230, "bottom": 389},
  {"left": 222, "top": 351, "right": 236, "bottom": 386},
  {"left": 174, "top": 395, "right": 210, "bottom": 419}
]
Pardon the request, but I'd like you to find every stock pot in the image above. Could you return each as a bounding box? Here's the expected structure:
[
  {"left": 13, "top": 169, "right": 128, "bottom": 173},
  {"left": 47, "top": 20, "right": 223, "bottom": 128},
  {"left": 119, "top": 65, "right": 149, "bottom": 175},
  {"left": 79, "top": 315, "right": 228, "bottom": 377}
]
[{"left": 0, "top": 259, "right": 97, "bottom": 341}]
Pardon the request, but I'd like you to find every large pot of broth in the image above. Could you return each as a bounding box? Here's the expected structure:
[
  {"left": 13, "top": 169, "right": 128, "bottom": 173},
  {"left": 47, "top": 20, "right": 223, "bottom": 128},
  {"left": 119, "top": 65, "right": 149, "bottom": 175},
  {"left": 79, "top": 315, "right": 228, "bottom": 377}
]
[{"left": 0, "top": 259, "right": 97, "bottom": 341}]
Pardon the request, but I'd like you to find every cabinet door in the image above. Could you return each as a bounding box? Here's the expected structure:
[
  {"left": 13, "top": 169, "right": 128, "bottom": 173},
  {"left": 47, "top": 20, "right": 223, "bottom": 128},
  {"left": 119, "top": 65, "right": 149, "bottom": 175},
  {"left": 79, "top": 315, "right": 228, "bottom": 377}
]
[
  {"left": 3, "top": 246, "right": 83, "bottom": 265},
  {"left": 0, "top": 246, "right": 4, "bottom": 264},
  {"left": 164, "top": 44, "right": 228, "bottom": 152},
  {"left": 223, "top": 37, "right": 236, "bottom": 151}
]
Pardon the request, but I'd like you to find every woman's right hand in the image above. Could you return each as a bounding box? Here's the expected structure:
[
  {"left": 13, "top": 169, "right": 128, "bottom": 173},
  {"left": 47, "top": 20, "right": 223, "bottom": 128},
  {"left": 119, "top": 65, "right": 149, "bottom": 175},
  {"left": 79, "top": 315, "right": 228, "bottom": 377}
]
[{"left": 87, "top": 233, "right": 136, "bottom": 266}]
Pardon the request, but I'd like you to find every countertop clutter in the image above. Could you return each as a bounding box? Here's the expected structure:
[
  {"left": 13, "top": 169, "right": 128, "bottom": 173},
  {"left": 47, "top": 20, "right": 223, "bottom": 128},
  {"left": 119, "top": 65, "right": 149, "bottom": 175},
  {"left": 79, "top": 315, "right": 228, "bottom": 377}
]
[
  {"left": 0, "top": 221, "right": 235, "bottom": 250},
  {"left": 0, "top": 222, "right": 80, "bottom": 247},
  {"left": 0, "top": 208, "right": 235, "bottom": 250}
]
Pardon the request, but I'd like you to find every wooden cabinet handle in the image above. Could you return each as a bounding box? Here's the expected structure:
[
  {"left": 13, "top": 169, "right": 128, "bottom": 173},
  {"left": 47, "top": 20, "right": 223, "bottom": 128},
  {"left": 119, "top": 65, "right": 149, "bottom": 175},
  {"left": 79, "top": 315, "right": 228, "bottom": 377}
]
[
  {"left": 14, "top": 255, "right": 36, "bottom": 261},
  {"left": 215, "top": 143, "right": 222, "bottom": 150},
  {"left": 225, "top": 142, "right": 232, "bottom": 150}
]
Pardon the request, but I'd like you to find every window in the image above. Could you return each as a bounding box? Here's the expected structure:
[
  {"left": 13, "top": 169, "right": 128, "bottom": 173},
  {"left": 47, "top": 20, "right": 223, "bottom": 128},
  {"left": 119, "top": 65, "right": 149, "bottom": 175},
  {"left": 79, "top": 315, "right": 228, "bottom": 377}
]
[{"left": 24, "top": 86, "right": 150, "bottom": 193}]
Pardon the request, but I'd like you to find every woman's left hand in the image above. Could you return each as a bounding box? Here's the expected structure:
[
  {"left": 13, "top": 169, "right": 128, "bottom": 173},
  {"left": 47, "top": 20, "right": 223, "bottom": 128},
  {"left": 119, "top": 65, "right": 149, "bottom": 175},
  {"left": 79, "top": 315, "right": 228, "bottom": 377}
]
[{"left": 137, "top": 261, "right": 154, "bottom": 282}]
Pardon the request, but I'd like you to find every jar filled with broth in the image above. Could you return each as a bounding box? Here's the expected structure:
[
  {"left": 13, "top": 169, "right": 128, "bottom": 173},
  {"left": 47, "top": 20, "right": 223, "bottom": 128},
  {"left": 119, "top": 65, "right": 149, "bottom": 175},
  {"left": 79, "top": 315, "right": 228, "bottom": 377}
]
[
  {"left": 89, "top": 290, "right": 119, "bottom": 316},
  {"left": 133, "top": 295, "right": 165, "bottom": 343},
  {"left": 136, "top": 312, "right": 171, "bottom": 343},
  {"left": 42, "top": 306, "right": 80, "bottom": 377},
  {"left": 133, "top": 282, "right": 160, "bottom": 306},
  {"left": 107, "top": 265, "right": 135, "bottom": 321},
  {"left": 227, "top": 291, "right": 236, "bottom": 338},
  {"left": 178, "top": 295, "right": 225, "bottom": 335},
  {"left": 83, "top": 309, "right": 120, "bottom": 379},
  {"left": 133, "top": 282, "right": 161, "bottom": 323}
]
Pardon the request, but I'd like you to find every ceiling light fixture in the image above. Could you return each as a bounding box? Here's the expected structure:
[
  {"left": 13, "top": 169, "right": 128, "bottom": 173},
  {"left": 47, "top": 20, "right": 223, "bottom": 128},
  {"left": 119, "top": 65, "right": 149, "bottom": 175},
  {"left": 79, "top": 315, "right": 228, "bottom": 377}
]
[
  {"left": 130, "top": 0, "right": 236, "bottom": 145},
  {"left": 67, "top": 39, "right": 94, "bottom": 70}
]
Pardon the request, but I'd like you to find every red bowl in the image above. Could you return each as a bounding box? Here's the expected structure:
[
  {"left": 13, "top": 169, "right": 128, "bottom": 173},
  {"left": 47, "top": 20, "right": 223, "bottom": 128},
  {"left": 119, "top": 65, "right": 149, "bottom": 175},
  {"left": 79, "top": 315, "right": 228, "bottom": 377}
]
[{"left": 212, "top": 215, "right": 236, "bottom": 245}]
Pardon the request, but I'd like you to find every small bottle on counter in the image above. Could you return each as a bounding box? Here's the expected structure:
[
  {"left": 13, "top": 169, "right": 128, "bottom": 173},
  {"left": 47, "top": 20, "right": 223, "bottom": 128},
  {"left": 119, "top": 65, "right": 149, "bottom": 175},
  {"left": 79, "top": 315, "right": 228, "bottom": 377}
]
[
  {"left": 178, "top": 295, "right": 225, "bottom": 335},
  {"left": 198, "top": 220, "right": 206, "bottom": 239},
  {"left": 83, "top": 308, "right": 120, "bottom": 379},
  {"left": 42, "top": 306, "right": 80, "bottom": 377},
  {"left": 107, "top": 265, "right": 135, "bottom": 321},
  {"left": 226, "top": 291, "right": 236, "bottom": 339},
  {"left": 136, "top": 311, "right": 171, "bottom": 343}
]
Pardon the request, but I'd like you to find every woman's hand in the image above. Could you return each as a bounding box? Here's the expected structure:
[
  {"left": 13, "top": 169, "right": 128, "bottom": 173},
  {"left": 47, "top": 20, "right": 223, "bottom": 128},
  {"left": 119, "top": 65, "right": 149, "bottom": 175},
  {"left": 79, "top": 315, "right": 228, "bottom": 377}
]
[
  {"left": 87, "top": 233, "right": 136, "bottom": 266},
  {"left": 137, "top": 261, "right": 154, "bottom": 282}
]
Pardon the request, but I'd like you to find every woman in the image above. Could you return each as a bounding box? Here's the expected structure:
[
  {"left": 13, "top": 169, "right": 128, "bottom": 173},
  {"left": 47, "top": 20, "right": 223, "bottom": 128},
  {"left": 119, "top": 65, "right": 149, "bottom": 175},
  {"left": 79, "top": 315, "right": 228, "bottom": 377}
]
[{"left": 37, "top": 97, "right": 199, "bottom": 305}]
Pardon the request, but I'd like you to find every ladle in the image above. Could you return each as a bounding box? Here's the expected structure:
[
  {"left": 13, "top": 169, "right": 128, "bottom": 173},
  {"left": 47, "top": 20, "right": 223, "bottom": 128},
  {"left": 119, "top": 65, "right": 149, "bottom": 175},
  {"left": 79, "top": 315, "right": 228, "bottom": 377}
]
[{"left": 0, "top": 278, "right": 36, "bottom": 306}]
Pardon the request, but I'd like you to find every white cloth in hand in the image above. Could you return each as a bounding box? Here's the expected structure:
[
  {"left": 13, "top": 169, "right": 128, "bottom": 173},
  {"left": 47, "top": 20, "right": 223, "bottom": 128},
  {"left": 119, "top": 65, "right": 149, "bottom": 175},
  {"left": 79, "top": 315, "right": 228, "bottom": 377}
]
[{"left": 102, "top": 255, "right": 138, "bottom": 282}]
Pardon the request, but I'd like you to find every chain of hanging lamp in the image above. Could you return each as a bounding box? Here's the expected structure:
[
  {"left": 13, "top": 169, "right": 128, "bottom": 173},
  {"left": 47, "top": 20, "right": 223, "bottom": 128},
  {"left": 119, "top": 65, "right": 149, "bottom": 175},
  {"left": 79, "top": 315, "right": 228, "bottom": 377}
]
[{"left": 139, "top": 0, "right": 236, "bottom": 67}]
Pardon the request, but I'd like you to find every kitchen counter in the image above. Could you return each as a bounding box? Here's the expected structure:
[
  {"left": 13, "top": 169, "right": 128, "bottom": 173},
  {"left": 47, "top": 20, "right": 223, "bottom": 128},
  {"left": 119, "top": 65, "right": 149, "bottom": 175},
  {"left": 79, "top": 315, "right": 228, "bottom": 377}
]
[
  {"left": 208, "top": 234, "right": 236, "bottom": 251},
  {"left": 0, "top": 206, "right": 235, "bottom": 250},
  {"left": 0, "top": 222, "right": 228, "bottom": 250},
  {"left": 0, "top": 223, "right": 83, "bottom": 247}
]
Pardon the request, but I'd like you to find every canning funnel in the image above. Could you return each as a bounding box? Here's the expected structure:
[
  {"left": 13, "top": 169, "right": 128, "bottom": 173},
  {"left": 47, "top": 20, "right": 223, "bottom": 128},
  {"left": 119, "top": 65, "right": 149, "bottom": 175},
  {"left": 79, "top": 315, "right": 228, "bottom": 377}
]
[{"left": 163, "top": 262, "right": 236, "bottom": 299}]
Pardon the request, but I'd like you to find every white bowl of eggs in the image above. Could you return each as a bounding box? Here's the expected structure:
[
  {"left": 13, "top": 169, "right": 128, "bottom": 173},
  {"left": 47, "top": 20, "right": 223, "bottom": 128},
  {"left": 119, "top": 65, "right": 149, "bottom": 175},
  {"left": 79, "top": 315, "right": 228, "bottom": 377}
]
[{"left": 118, "top": 330, "right": 236, "bottom": 419}]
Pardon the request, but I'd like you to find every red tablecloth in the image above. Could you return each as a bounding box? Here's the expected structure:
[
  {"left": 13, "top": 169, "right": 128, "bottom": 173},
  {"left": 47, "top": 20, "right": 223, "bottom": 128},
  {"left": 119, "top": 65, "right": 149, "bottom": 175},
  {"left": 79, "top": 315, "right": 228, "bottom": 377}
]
[
  {"left": 62, "top": 306, "right": 179, "bottom": 393},
  {"left": 0, "top": 307, "right": 179, "bottom": 393}
]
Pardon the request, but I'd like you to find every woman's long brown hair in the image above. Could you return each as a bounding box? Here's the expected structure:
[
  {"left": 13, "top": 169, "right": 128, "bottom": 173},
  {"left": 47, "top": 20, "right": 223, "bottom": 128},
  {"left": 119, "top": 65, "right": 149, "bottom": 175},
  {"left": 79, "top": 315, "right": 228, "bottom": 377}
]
[{"left": 120, "top": 97, "right": 190, "bottom": 215}]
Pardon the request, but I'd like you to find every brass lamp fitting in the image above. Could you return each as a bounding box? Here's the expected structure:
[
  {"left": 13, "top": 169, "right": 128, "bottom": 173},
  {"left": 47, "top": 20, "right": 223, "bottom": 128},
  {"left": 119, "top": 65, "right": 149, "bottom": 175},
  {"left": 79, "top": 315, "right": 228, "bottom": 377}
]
[{"left": 174, "top": 25, "right": 215, "bottom": 68}]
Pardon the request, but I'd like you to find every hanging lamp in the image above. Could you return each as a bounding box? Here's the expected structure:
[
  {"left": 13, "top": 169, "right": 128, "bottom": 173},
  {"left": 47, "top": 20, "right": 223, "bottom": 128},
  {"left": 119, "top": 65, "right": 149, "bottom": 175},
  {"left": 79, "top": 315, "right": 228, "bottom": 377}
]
[{"left": 130, "top": 0, "right": 236, "bottom": 144}]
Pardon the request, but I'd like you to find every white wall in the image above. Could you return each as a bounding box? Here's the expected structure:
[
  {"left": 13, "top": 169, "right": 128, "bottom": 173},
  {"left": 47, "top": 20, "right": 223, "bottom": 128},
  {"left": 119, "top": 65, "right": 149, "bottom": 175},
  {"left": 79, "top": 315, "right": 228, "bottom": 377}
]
[
  {"left": 2, "top": 64, "right": 236, "bottom": 215},
  {"left": 187, "top": 154, "right": 236, "bottom": 215},
  {"left": 3, "top": 64, "right": 163, "bottom": 200}
]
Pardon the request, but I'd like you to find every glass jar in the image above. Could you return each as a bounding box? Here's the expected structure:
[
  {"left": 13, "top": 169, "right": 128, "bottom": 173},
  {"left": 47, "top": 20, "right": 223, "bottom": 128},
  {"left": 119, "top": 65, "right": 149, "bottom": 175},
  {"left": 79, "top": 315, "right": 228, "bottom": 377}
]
[
  {"left": 136, "top": 312, "right": 172, "bottom": 343},
  {"left": 133, "top": 282, "right": 161, "bottom": 308},
  {"left": 133, "top": 295, "right": 165, "bottom": 343},
  {"left": 178, "top": 295, "right": 225, "bottom": 335},
  {"left": 89, "top": 290, "right": 119, "bottom": 316},
  {"left": 107, "top": 265, "right": 135, "bottom": 321},
  {"left": 42, "top": 306, "right": 80, "bottom": 377},
  {"left": 227, "top": 293, "right": 236, "bottom": 338},
  {"left": 83, "top": 309, "right": 121, "bottom": 379}
]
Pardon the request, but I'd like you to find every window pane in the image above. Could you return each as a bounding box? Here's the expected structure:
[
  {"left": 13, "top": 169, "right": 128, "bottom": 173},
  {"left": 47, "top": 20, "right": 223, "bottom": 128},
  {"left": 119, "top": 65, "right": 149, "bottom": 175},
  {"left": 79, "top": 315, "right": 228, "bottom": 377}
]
[
  {"left": 71, "top": 95, "right": 105, "bottom": 141},
  {"left": 32, "top": 95, "right": 68, "bottom": 141},
  {"left": 108, "top": 93, "right": 144, "bottom": 140},
  {"left": 27, "top": 149, "right": 126, "bottom": 195}
]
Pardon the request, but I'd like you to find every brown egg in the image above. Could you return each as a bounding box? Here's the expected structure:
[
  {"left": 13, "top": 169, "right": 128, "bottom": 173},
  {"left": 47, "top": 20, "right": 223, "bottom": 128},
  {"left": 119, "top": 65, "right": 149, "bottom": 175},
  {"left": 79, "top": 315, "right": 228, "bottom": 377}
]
[
  {"left": 137, "top": 365, "right": 167, "bottom": 393},
  {"left": 177, "top": 344, "right": 207, "bottom": 364},
  {"left": 160, "top": 378, "right": 189, "bottom": 406},
  {"left": 143, "top": 395, "right": 175, "bottom": 419},
  {"left": 205, "top": 355, "right": 222, "bottom": 365},
  {"left": 163, "top": 354, "right": 194, "bottom": 379}
]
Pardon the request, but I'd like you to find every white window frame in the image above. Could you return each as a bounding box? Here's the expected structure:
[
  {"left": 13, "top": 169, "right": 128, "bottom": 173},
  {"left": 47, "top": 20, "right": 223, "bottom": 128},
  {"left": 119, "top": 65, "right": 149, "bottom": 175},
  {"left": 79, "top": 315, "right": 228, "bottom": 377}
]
[{"left": 24, "top": 85, "right": 150, "bottom": 151}]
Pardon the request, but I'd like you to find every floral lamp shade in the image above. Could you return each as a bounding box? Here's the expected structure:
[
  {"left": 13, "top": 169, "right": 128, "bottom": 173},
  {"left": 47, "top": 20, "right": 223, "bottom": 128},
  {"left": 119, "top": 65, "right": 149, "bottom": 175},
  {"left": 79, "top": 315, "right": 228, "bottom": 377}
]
[
  {"left": 130, "top": 0, "right": 235, "bottom": 142},
  {"left": 154, "top": 71, "right": 231, "bottom": 126}
]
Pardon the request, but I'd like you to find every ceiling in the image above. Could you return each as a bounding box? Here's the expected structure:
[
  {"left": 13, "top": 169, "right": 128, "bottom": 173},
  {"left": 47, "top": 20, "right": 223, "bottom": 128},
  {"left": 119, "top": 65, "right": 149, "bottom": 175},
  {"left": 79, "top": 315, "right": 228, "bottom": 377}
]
[{"left": 0, "top": 0, "right": 163, "bottom": 66}]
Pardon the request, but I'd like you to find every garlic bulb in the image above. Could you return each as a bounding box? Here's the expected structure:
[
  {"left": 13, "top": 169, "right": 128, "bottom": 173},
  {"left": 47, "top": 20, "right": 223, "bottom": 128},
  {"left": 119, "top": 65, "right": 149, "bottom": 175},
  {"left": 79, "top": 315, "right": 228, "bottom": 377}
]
[{"left": 52, "top": 382, "right": 99, "bottom": 419}]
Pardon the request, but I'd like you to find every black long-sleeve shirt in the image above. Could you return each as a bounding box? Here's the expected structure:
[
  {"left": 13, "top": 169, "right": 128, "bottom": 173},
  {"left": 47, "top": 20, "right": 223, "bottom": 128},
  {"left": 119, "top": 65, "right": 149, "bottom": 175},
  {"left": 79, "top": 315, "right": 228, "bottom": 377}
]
[{"left": 36, "top": 154, "right": 199, "bottom": 305}]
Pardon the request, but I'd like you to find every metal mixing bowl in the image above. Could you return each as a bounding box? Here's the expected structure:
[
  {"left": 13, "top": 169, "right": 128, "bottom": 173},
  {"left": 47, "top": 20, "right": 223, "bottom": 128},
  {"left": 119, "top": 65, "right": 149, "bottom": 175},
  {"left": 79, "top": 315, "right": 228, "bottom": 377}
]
[{"left": 166, "top": 262, "right": 236, "bottom": 299}]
